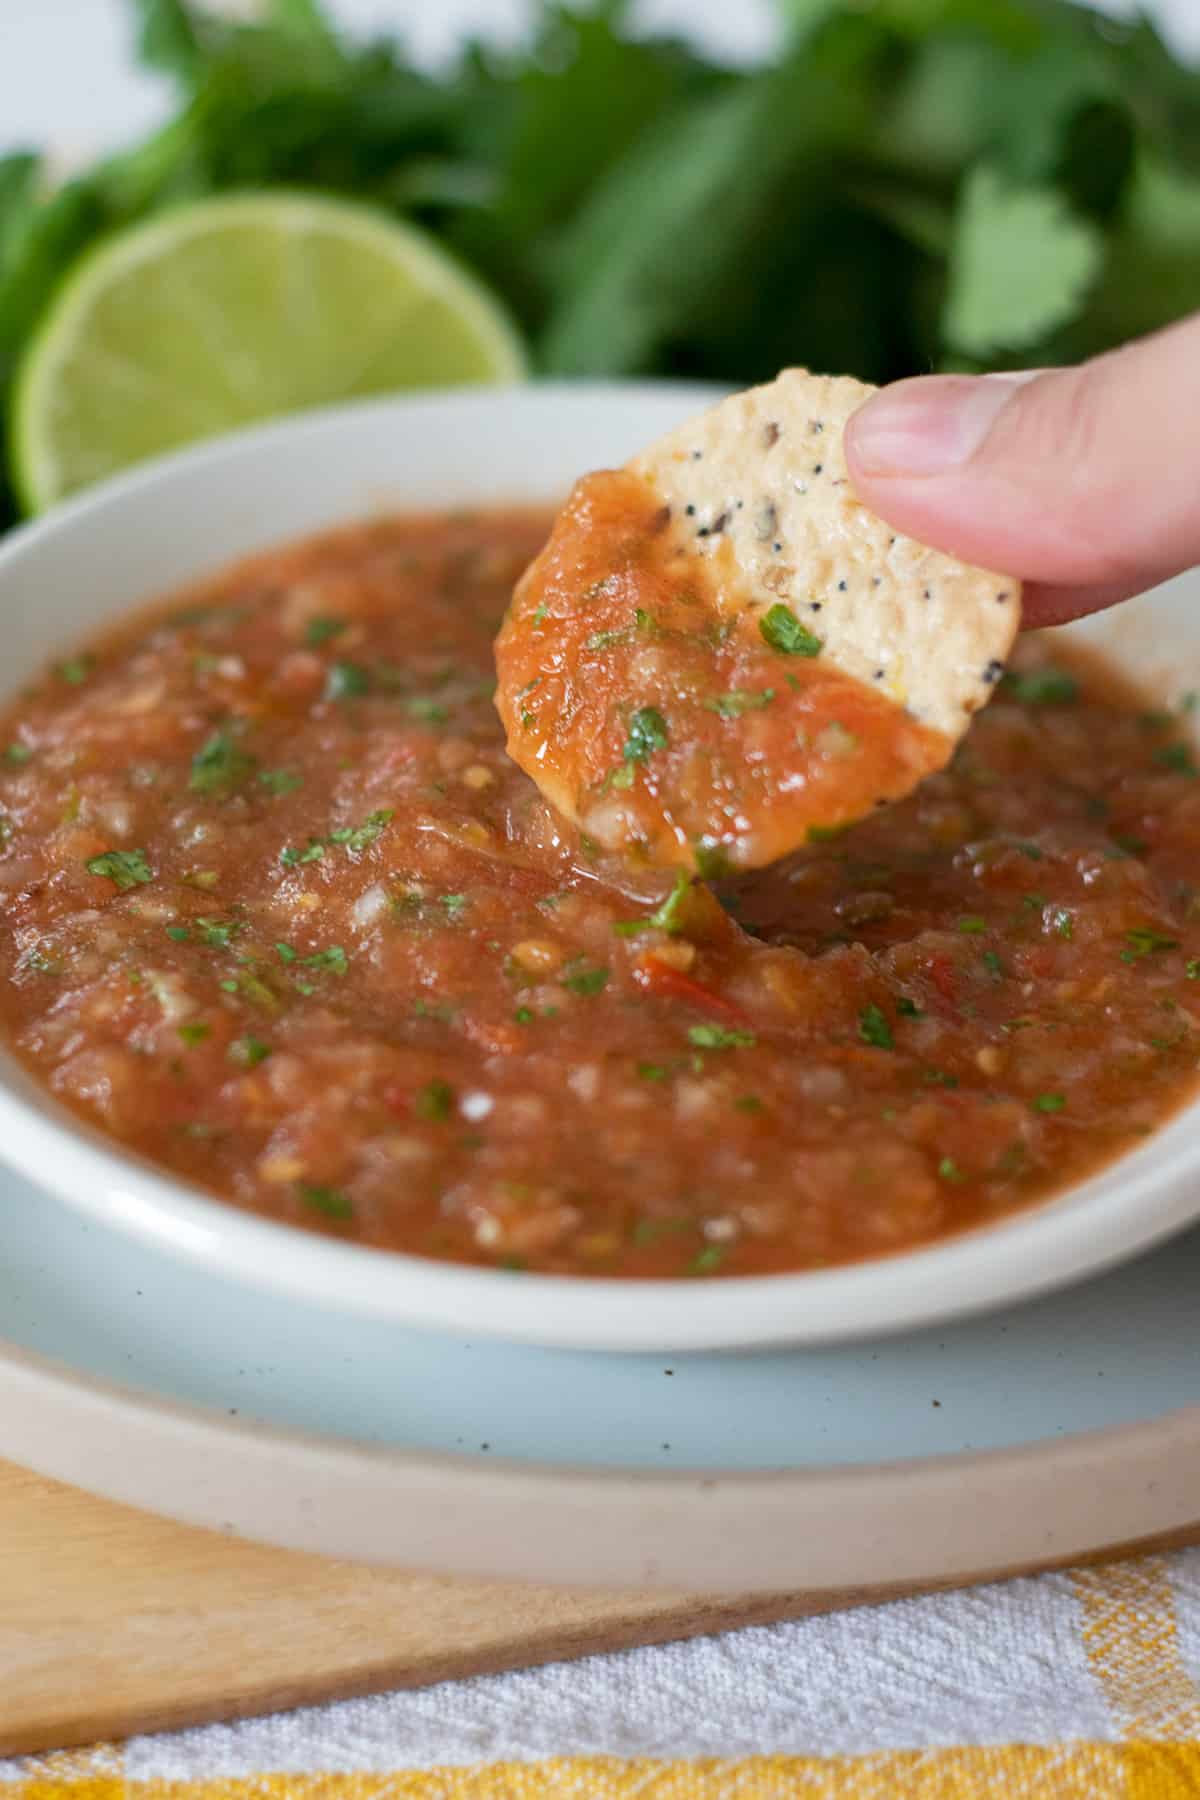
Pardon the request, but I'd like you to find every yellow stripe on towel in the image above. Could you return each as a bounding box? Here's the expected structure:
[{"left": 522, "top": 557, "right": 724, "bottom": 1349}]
[
  {"left": 9, "top": 1751, "right": 1136, "bottom": 1799},
  {"left": 1075, "top": 1557, "right": 1200, "bottom": 1740}
]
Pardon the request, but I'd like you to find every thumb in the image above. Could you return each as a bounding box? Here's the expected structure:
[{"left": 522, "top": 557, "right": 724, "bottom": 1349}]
[{"left": 843, "top": 312, "right": 1200, "bottom": 627}]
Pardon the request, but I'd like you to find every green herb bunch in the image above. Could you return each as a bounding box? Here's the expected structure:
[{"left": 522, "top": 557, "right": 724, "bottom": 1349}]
[{"left": 1, "top": 0, "right": 1198, "bottom": 526}]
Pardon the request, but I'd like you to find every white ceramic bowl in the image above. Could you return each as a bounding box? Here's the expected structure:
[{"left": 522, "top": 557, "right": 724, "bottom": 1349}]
[{"left": 1, "top": 382, "right": 1198, "bottom": 1353}]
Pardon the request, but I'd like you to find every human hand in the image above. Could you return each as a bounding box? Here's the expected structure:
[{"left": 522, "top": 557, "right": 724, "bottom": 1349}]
[{"left": 844, "top": 311, "right": 1200, "bottom": 630}]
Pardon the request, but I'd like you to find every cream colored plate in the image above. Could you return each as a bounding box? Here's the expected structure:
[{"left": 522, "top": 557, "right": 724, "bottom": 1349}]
[{"left": 1, "top": 1153, "right": 1199, "bottom": 1592}]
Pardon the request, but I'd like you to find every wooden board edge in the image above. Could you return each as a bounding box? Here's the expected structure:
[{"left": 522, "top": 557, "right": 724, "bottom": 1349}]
[{"left": 8, "top": 1520, "right": 1200, "bottom": 1757}]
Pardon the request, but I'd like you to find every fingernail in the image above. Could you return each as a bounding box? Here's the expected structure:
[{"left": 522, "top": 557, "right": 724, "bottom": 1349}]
[{"left": 848, "top": 372, "right": 1039, "bottom": 478}]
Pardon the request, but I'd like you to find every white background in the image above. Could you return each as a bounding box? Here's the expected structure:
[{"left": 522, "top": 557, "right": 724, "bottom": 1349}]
[{"left": 2, "top": 0, "right": 1198, "bottom": 157}]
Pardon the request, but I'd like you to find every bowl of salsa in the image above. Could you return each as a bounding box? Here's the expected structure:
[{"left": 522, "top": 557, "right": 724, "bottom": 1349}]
[{"left": 1, "top": 383, "right": 1199, "bottom": 1351}]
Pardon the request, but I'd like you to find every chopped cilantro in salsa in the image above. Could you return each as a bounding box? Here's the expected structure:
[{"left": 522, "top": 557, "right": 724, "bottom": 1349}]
[
  {"left": 86, "top": 849, "right": 153, "bottom": 890},
  {"left": 688, "top": 1024, "right": 755, "bottom": 1050},
  {"left": 258, "top": 768, "right": 303, "bottom": 795},
  {"left": 704, "top": 689, "right": 775, "bottom": 717},
  {"left": 623, "top": 706, "right": 669, "bottom": 764},
  {"left": 280, "top": 839, "right": 326, "bottom": 867},
  {"left": 297, "top": 1183, "right": 353, "bottom": 1220},
  {"left": 305, "top": 617, "right": 347, "bottom": 647},
  {"left": 858, "top": 1004, "right": 893, "bottom": 1049},
  {"left": 325, "top": 661, "right": 370, "bottom": 700},
  {"left": 303, "top": 945, "right": 348, "bottom": 975},
  {"left": 563, "top": 961, "right": 610, "bottom": 996},
  {"left": 405, "top": 696, "right": 451, "bottom": 723},
  {"left": 1122, "top": 928, "right": 1179, "bottom": 962},
  {"left": 1002, "top": 668, "right": 1079, "bottom": 705},
  {"left": 329, "top": 809, "right": 394, "bottom": 852},
  {"left": 416, "top": 1079, "right": 455, "bottom": 1120},
  {"left": 759, "top": 604, "right": 822, "bottom": 658},
  {"left": 1154, "top": 742, "right": 1198, "bottom": 776},
  {"left": 189, "top": 728, "right": 256, "bottom": 796}
]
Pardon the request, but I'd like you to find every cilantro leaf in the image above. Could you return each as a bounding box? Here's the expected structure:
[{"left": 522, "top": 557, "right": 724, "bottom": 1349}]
[
  {"left": 688, "top": 1024, "right": 756, "bottom": 1049},
  {"left": 415, "top": 1078, "right": 454, "bottom": 1121},
  {"left": 760, "top": 604, "right": 822, "bottom": 657},
  {"left": 858, "top": 1003, "right": 893, "bottom": 1049},
  {"left": 57, "top": 654, "right": 95, "bottom": 685},
  {"left": 623, "top": 706, "right": 669, "bottom": 763},
  {"left": 258, "top": 768, "right": 303, "bottom": 795},
  {"left": 132, "top": 0, "right": 206, "bottom": 82},
  {"left": 1001, "top": 667, "right": 1079, "bottom": 706},
  {"left": 86, "top": 849, "right": 154, "bottom": 890},
  {"left": 0, "top": 154, "right": 40, "bottom": 280},
  {"left": 303, "top": 944, "right": 348, "bottom": 975},
  {"left": 189, "top": 727, "right": 256, "bottom": 795},
  {"left": 328, "top": 808, "right": 394, "bottom": 852},
  {"left": 1121, "top": 927, "right": 1178, "bottom": 962},
  {"left": 943, "top": 164, "right": 1103, "bottom": 358},
  {"left": 325, "top": 661, "right": 370, "bottom": 701},
  {"left": 304, "top": 615, "right": 346, "bottom": 647},
  {"left": 297, "top": 1182, "right": 353, "bottom": 1221},
  {"left": 280, "top": 839, "right": 326, "bottom": 867},
  {"left": 704, "top": 688, "right": 775, "bottom": 717},
  {"left": 563, "top": 961, "right": 610, "bottom": 996}
]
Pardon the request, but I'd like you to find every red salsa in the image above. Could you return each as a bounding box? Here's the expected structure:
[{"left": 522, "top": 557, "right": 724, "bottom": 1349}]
[
  {"left": 495, "top": 469, "right": 952, "bottom": 874},
  {"left": 1, "top": 507, "right": 1199, "bottom": 1278}
]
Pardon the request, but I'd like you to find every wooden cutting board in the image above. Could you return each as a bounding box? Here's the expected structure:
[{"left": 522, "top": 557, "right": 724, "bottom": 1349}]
[{"left": 5, "top": 1457, "right": 1200, "bottom": 1758}]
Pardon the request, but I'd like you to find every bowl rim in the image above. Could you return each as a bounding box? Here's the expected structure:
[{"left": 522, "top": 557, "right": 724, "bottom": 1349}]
[{"left": 1, "top": 379, "right": 1199, "bottom": 1353}]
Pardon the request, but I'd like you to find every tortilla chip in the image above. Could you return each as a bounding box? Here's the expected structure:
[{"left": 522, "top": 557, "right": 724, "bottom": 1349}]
[
  {"left": 495, "top": 369, "right": 1022, "bottom": 872},
  {"left": 629, "top": 368, "right": 1020, "bottom": 739}
]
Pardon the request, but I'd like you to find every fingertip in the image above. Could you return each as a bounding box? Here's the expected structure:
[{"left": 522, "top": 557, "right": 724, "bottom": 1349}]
[{"left": 1018, "top": 579, "right": 1152, "bottom": 631}]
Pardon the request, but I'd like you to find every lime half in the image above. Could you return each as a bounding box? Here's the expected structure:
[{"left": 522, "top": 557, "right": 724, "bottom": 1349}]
[{"left": 12, "top": 191, "right": 527, "bottom": 511}]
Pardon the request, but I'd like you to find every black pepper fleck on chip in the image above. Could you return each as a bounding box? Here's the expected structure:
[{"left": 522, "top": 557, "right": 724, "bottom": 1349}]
[
  {"left": 813, "top": 463, "right": 823, "bottom": 474},
  {"left": 685, "top": 504, "right": 695, "bottom": 516},
  {"left": 811, "top": 602, "right": 822, "bottom": 612},
  {"left": 691, "top": 449, "right": 703, "bottom": 461},
  {"left": 837, "top": 580, "right": 847, "bottom": 591}
]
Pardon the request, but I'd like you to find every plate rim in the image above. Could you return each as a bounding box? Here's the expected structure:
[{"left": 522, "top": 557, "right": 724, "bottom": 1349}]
[{"left": 2, "top": 1322, "right": 1199, "bottom": 1592}]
